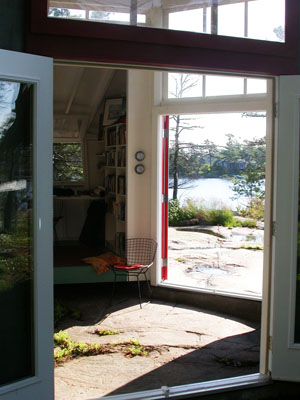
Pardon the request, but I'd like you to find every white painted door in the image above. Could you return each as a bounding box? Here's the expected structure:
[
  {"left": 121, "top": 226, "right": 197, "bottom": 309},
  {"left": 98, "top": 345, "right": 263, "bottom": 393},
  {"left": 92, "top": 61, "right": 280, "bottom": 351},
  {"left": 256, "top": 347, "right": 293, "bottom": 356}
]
[
  {"left": 271, "top": 76, "right": 300, "bottom": 381},
  {"left": 0, "top": 50, "right": 54, "bottom": 398}
]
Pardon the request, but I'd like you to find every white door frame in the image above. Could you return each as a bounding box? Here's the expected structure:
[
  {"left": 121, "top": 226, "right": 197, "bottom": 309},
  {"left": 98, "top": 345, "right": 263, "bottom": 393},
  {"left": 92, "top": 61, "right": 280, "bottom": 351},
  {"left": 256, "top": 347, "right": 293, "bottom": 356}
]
[
  {"left": 151, "top": 71, "right": 274, "bottom": 381},
  {"left": 0, "top": 50, "right": 54, "bottom": 399},
  {"left": 271, "top": 75, "right": 300, "bottom": 381}
]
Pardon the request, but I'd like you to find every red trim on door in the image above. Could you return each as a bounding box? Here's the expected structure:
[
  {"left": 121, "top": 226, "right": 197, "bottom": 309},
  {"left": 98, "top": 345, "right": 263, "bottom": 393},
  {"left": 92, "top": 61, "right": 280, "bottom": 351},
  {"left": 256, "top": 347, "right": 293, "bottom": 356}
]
[
  {"left": 161, "top": 266, "right": 168, "bottom": 281},
  {"left": 161, "top": 116, "right": 169, "bottom": 281}
]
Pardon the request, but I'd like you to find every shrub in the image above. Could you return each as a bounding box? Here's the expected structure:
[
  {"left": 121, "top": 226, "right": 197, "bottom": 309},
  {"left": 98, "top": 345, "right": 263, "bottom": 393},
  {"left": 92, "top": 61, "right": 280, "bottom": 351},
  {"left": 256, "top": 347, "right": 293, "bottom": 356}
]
[
  {"left": 168, "top": 199, "right": 196, "bottom": 226},
  {"left": 236, "top": 198, "right": 264, "bottom": 221},
  {"left": 247, "top": 198, "right": 264, "bottom": 221},
  {"left": 168, "top": 198, "right": 258, "bottom": 228},
  {"left": 208, "top": 208, "right": 235, "bottom": 227},
  {"left": 168, "top": 199, "right": 182, "bottom": 226},
  {"left": 195, "top": 208, "right": 210, "bottom": 225},
  {"left": 237, "top": 218, "right": 257, "bottom": 228}
]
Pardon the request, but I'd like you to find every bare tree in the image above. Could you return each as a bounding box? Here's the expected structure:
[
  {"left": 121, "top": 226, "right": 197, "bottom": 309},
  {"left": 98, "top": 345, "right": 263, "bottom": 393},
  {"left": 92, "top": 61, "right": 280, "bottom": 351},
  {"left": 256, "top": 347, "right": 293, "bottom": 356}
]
[{"left": 169, "top": 74, "right": 202, "bottom": 200}]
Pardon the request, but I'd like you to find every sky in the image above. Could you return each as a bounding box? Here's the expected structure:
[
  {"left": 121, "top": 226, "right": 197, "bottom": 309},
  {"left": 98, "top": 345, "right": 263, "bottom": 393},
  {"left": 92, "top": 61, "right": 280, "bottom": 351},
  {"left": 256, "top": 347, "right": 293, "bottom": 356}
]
[{"left": 169, "top": 113, "right": 266, "bottom": 147}]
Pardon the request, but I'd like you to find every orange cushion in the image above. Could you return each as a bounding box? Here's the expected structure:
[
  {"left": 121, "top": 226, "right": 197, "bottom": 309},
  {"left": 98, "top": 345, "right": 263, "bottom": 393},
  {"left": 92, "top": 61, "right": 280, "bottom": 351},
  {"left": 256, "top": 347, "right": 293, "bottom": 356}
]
[
  {"left": 82, "top": 252, "right": 126, "bottom": 274},
  {"left": 113, "top": 264, "right": 142, "bottom": 270}
]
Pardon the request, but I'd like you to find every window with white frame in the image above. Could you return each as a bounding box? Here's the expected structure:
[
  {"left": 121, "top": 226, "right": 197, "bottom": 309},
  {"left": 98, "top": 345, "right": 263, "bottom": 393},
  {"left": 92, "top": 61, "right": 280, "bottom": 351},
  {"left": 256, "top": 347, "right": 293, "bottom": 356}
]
[
  {"left": 53, "top": 142, "right": 85, "bottom": 183},
  {"left": 166, "top": 73, "right": 267, "bottom": 100},
  {"left": 47, "top": 0, "right": 285, "bottom": 43}
]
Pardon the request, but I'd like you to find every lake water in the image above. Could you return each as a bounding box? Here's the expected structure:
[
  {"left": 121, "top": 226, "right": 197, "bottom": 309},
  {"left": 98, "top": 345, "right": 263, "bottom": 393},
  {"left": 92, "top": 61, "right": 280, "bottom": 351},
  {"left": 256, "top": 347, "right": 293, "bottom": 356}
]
[{"left": 169, "top": 178, "right": 249, "bottom": 210}]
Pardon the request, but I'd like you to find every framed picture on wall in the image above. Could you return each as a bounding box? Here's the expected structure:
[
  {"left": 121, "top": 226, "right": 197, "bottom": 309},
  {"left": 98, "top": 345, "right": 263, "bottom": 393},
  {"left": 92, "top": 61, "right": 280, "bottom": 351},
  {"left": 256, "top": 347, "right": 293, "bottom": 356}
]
[{"left": 103, "top": 97, "right": 126, "bottom": 126}]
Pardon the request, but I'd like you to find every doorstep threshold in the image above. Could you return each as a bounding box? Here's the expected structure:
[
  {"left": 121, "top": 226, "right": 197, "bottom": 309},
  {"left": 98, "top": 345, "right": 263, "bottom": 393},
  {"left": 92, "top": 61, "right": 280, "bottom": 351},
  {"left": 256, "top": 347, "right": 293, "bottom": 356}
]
[
  {"left": 158, "top": 281, "right": 262, "bottom": 301},
  {"left": 98, "top": 373, "right": 271, "bottom": 400}
]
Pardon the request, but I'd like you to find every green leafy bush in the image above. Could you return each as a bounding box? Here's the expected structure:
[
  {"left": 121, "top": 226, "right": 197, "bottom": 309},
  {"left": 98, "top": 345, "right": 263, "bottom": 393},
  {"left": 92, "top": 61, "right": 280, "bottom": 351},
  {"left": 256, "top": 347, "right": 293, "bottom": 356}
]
[
  {"left": 168, "top": 198, "right": 258, "bottom": 228},
  {"left": 168, "top": 199, "right": 196, "bottom": 226},
  {"left": 208, "top": 208, "right": 235, "bottom": 227},
  {"left": 236, "top": 198, "right": 264, "bottom": 221},
  {"left": 236, "top": 219, "right": 257, "bottom": 228}
]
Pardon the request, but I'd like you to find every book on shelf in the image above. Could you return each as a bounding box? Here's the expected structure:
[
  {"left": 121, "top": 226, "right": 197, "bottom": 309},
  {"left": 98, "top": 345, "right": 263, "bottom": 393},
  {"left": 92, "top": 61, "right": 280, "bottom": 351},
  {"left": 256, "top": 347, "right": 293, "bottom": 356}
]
[
  {"left": 116, "top": 232, "right": 126, "bottom": 256},
  {"left": 117, "top": 147, "right": 126, "bottom": 167},
  {"left": 105, "top": 149, "right": 116, "bottom": 166},
  {"left": 117, "top": 125, "right": 126, "bottom": 145},
  {"left": 106, "top": 126, "right": 117, "bottom": 146},
  {"left": 114, "top": 201, "right": 125, "bottom": 221},
  {"left": 117, "top": 175, "right": 126, "bottom": 195},
  {"left": 105, "top": 174, "right": 116, "bottom": 193}
]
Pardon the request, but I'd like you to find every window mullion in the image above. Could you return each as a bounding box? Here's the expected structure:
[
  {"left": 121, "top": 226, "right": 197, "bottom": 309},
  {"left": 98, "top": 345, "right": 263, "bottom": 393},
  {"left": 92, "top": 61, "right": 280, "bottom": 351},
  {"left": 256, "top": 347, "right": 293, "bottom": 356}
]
[
  {"left": 130, "top": 0, "right": 137, "bottom": 26},
  {"left": 211, "top": 0, "right": 218, "bottom": 35},
  {"left": 244, "top": 0, "right": 249, "bottom": 38},
  {"left": 203, "top": 6, "right": 207, "bottom": 33}
]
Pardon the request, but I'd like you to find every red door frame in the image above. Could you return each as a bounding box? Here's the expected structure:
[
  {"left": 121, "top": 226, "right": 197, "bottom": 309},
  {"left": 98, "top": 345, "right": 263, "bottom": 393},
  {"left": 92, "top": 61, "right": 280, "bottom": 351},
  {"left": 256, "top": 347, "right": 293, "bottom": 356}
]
[{"left": 161, "top": 116, "right": 169, "bottom": 281}]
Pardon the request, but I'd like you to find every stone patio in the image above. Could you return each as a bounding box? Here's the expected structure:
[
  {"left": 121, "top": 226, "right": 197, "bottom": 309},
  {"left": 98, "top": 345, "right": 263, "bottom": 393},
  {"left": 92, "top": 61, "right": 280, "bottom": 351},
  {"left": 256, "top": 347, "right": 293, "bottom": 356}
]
[{"left": 54, "top": 283, "right": 260, "bottom": 400}]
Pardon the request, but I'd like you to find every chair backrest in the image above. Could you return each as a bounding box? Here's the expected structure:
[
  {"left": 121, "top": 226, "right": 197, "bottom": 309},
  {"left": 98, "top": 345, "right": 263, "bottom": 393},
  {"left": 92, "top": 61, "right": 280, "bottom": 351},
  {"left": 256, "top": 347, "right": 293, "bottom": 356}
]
[{"left": 126, "top": 238, "right": 157, "bottom": 265}]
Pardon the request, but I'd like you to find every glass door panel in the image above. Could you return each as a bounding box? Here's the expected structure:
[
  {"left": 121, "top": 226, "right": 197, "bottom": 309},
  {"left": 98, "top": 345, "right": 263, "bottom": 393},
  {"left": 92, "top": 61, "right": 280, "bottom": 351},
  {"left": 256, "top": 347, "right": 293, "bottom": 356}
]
[
  {"left": 0, "top": 81, "right": 34, "bottom": 385},
  {"left": 0, "top": 50, "right": 53, "bottom": 400}
]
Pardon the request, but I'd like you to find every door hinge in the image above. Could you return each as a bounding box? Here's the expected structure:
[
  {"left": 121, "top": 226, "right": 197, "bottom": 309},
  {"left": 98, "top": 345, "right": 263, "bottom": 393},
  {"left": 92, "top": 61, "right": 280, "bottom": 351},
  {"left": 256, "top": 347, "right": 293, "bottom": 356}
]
[
  {"left": 274, "top": 102, "right": 278, "bottom": 118},
  {"left": 272, "top": 221, "right": 276, "bottom": 236},
  {"left": 163, "top": 128, "right": 169, "bottom": 138},
  {"left": 163, "top": 194, "right": 168, "bottom": 202},
  {"left": 268, "top": 336, "right": 273, "bottom": 351}
]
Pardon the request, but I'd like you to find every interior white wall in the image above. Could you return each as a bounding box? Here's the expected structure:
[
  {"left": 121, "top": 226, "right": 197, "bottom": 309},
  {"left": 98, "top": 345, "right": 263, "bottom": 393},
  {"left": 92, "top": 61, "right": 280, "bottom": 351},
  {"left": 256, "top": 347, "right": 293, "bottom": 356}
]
[
  {"left": 127, "top": 70, "right": 154, "bottom": 239},
  {"left": 104, "top": 69, "right": 127, "bottom": 99}
]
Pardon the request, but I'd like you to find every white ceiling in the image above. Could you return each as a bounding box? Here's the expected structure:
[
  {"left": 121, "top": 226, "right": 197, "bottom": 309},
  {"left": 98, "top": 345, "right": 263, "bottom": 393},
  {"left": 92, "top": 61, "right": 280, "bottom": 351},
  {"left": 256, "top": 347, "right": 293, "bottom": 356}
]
[{"left": 53, "top": 65, "right": 115, "bottom": 139}]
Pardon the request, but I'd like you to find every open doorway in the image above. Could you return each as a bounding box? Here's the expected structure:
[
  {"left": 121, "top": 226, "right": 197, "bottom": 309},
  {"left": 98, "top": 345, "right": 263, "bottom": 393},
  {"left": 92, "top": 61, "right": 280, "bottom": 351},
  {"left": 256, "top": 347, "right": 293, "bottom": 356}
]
[
  {"left": 53, "top": 64, "right": 128, "bottom": 284},
  {"left": 52, "top": 66, "right": 271, "bottom": 399},
  {"left": 159, "top": 72, "right": 273, "bottom": 301},
  {"left": 167, "top": 111, "right": 266, "bottom": 297}
]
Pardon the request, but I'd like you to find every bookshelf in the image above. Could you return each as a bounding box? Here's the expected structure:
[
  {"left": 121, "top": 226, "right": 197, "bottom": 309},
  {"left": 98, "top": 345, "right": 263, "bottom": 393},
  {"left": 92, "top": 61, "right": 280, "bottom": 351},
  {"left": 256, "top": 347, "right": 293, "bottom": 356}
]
[{"left": 104, "top": 122, "right": 126, "bottom": 255}]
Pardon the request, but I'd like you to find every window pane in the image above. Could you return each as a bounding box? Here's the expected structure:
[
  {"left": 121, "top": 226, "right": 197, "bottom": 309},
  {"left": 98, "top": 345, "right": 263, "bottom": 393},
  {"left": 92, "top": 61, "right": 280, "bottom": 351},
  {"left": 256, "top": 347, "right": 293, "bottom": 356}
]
[
  {"left": 206, "top": 75, "right": 244, "bottom": 96},
  {"left": 48, "top": 7, "right": 85, "bottom": 19},
  {"left": 89, "top": 11, "right": 145, "bottom": 24},
  {"left": 48, "top": 1, "right": 285, "bottom": 43},
  {"left": 0, "top": 81, "right": 34, "bottom": 385},
  {"left": 248, "top": 0, "right": 285, "bottom": 42},
  {"left": 53, "top": 143, "right": 84, "bottom": 182},
  {"left": 168, "top": 73, "right": 203, "bottom": 99},
  {"left": 247, "top": 78, "right": 267, "bottom": 94},
  {"left": 218, "top": 2, "right": 244, "bottom": 38},
  {"left": 169, "top": 9, "right": 203, "bottom": 33}
]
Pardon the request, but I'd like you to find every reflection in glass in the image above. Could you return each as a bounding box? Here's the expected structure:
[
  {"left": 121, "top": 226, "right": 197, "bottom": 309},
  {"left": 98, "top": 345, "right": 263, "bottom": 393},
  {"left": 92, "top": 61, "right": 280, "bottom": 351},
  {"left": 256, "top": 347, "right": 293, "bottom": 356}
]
[
  {"left": 47, "top": 0, "right": 285, "bottom": 43},
  {"left": 0, "top": 81, "right": 34, "bottom": 385}
]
